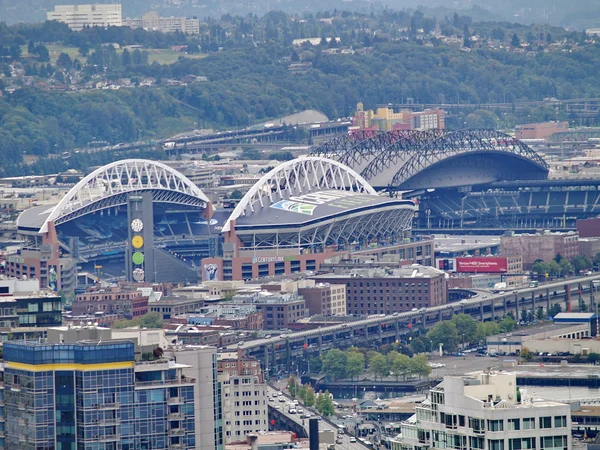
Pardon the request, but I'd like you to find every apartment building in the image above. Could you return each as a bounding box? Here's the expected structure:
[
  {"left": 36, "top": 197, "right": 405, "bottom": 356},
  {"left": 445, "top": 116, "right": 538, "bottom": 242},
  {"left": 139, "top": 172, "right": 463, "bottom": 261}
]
[
  {"left": 217, "top": 351, "right": 267, "bottom": 444},
  {"left": 392, "top": 372, "right": 572, "bottom": 450}
]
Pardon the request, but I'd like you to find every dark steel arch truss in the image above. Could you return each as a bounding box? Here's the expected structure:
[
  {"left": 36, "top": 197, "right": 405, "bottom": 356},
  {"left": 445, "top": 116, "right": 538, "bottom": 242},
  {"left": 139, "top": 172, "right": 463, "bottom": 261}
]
[
  {"left": 390, "top": 129, "right": 549, "bottom": 188},
  {"left": 310, "top": 130, "right": 382, "bottom": 158},
  {"left": 360, "top": 130, "right": 446, "bottom": 181}
]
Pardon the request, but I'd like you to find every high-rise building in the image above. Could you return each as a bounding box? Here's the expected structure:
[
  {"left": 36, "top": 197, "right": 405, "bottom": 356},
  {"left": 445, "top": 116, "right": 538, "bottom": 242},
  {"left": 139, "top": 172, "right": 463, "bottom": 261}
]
[
  {"left": 297, "top": 283, "right": 347, "bottom": 316},
  {"left": 175, "top": 346, "right": 224, "bottom": 450},
  {"left": 392, "top": 372, "right": 572, "bottom": 450},
  {"left": 217, "top": 351, "right": 267, "bottom": 444},
  {"left": 1, "top": 337, "right": 200, "bottom": 449},
  {"left": 47, "top": 4, "right": 123, "bottom": 31}
]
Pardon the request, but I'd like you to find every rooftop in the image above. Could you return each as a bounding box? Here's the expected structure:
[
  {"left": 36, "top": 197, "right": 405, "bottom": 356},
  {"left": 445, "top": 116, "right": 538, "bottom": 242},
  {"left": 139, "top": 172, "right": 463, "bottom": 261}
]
[{"left": 313, "top": 264, "right": 445, "bottom": 279}]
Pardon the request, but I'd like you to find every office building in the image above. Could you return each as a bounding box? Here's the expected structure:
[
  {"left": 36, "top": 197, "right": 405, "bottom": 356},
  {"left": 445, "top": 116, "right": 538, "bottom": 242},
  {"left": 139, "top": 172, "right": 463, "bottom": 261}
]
[
  {"left": 218, "top": 351, "right": 267, "bottom": 444},
  {"left": 312, "top": 265, "right": 447, "bottom": 316},
  {"left": 0, "top": 277, "right": 61, "bottom": 332},
  {"left": 297, "top": 283, "right": 347, "bottom": 316},
  {"left": 123, "top": 11, "right": 200, "bottom": 34},
  {"left": 47, "top": 4, "right": 123, "bottom": 31},
  {"left": 2, "top": 339, "right": 197, "bottom": 449},
  {"left": 391, "top": 372, "right": 572, "bottom": 450},
  {"left": 500, "top": 231, "right": 579, "bottom": 269}
]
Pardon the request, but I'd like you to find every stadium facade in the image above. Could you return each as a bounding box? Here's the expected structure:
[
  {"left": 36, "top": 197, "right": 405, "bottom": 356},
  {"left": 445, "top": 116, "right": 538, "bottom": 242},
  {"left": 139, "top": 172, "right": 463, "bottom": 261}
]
[{"left": 13, "top": 158, "right": 417, "bottom": 290}]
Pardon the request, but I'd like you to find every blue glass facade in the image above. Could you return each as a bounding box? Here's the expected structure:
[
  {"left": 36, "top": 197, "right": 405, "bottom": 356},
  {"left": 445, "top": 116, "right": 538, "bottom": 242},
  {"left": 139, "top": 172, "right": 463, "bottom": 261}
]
[{"left": 1, "top": 342, "right": 197, "bottom": 450}]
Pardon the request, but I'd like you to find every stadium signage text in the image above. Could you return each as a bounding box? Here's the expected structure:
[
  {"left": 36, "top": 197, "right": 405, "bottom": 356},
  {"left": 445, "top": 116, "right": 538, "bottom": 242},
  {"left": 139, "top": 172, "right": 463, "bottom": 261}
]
[{"left": 252, "top": 256, "right": 297, "bottom": 264}]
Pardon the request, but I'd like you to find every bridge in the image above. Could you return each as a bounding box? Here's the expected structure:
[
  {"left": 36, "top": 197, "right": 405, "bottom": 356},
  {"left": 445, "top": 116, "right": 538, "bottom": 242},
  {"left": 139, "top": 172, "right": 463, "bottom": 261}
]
[{"left": 227, "top": 274, "right": 600, "bottom": 376}]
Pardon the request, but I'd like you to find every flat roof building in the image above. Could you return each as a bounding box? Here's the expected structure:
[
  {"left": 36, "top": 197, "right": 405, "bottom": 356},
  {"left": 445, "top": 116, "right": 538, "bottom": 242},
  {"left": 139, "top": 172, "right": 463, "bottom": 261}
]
[
  {"left": 312, "top": 265, "right": 447, "bottom": 316},
  {"left": 47, "top": 4, "right": 123, "bottom": 31},
  {"left": 391, "top": 372, "right": 572, "bottom": 450}
]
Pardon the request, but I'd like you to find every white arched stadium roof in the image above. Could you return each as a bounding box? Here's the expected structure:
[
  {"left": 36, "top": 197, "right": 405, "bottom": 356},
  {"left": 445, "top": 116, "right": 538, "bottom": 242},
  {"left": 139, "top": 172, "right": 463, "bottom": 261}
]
[
  {"left": 222, "top": 156, "right": 378, "bottom": 233},
  {"left": 40, "top": 159, "right": 209, "bottom": 233}
]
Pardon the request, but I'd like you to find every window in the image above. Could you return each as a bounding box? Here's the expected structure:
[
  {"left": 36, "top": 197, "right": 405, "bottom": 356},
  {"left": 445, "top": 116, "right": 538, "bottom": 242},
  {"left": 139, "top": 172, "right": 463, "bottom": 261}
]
[
  {"left": 554, "top": 416, "right": 567, "bottom": 428},
  {"left": 508, "top": 418, "right": 520, "bottom": 431},
  {"left": 523, "top": 418, "right": 535, "bottom": 430},
  {"left": 487, "top": 420, "right": 504, "bottom": 432},
  {"left": 510, "top": 438, "right": 536, "bottom": 450},
  {"left": 488, "top": 440, "right": 504, "bottom": 450},
  {"left": 469, "top": 417, "right": 485, "bottom": 433},
  {"left": 469, "top": 437, "right": 484, "bottom": 450},
  {"left": 541, "top": 436, "right": 567, "bottom": 450},
  {"left": 539, "top": 417, "right": 552, "bottom": 429}
]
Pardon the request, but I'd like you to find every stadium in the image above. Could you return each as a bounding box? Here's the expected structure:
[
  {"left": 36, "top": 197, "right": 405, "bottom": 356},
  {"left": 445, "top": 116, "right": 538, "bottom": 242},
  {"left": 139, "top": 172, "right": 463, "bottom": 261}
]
[
  {"left": 311, "top": 129, "right": 600, "bottom": 233},
  {"left": 12, "top": 158, "right": 417, "bottom": 289}
]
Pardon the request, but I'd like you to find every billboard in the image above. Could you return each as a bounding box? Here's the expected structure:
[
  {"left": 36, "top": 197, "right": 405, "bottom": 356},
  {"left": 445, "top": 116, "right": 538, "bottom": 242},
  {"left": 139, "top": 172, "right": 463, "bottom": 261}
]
[{"left": 455, "top": 257, "right": 508, "bottom": 273}]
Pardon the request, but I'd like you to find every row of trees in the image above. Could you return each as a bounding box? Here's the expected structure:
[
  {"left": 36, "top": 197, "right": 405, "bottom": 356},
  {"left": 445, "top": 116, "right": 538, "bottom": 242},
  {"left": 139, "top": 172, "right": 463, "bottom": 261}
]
[
  {"left": 426, "top": 314, "right": 516, "bottom": 354},
  {"left": 320, "top": 347, "right": 431, "bottom": 381},
  {"left": 531, "top": 253, "right": 600, "bottom": 278},
  {"left": 287, "top": 376, "right": 334, "bottom": 416}
]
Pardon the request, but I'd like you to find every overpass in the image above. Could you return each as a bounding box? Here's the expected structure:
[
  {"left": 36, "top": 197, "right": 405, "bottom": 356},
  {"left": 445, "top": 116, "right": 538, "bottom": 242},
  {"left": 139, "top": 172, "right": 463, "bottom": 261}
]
[{"left": 228, "top": 274, "right": 600, "bottom": 376}]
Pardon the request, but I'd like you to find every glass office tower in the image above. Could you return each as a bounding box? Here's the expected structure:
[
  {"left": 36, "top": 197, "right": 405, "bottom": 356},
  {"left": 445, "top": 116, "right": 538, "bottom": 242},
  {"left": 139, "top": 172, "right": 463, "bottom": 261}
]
[{"left": 2, "top": 341, "right": 196, "bottom": 450}]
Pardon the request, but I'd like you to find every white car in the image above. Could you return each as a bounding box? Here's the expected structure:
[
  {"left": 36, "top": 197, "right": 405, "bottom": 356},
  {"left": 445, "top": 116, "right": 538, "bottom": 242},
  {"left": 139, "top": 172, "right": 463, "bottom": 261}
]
[
  {"left": 279, "top": 397, "right": 286, "bottom": 403},
  {"left": 350, "top": 437, "right": 357, "bottom": 443}
]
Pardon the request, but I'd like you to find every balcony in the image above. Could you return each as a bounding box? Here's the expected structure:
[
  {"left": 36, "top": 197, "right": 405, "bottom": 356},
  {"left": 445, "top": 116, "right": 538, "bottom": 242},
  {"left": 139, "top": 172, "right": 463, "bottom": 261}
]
[
  {"left": 169, "top": 413, "right": 183, "bottom": 421},
  {"left": 98, "top": 434, "right": 119, "bottom": 442},
  {"left": 167, "top": 397, "right": 184, "bottom": 405},
  {"left": 18, "top": 402, "right": 26, "bottom": 411},
  {"left": 168, "top": 428, "right": 186, "bottom": 436},
  {"left": 170, "top": 445, "right": 185, "bottom": 450},
  {"left": 96, "top": 403, "right": 120, "bottom": 410}
]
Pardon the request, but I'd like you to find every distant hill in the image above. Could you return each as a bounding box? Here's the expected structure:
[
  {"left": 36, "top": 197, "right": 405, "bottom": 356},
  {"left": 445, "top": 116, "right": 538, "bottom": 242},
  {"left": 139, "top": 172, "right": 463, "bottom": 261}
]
[{"left": 3, "top": 0, "right": 599, "bottom": 30}]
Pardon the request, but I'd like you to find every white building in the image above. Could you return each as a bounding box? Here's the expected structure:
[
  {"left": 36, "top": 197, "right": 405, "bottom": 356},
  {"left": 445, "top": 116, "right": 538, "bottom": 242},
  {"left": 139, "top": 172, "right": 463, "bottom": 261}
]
[
  {"left": 218, "top": 352, "right": 268, "bottom": 444},
  {"left": 123, "top": 11, "right": 200, "bottom": 34},
  {"left": 47, "top": 4, "right": 123, "bottom": 31},
  {"left": 392, "top": 372, "right": 571, "bottom": 450}
]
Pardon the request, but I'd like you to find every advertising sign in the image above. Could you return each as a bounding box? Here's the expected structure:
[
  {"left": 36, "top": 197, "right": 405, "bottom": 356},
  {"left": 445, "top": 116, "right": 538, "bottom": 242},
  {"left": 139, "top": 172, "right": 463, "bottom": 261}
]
[
  {"left": 455, "top": 257, "right": 508, "bottom": 273},
  {"left": 48, "top": 265, "right": 58, "bottom": 292}
]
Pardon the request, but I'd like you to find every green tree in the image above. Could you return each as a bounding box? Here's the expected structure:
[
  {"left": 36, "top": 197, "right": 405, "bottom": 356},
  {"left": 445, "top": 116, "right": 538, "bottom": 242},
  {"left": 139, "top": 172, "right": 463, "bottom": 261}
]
[
  {"left": 57, "top": 52, "right": 73, "bottom": 70},
  {"left": 287, "top": 375, "right": 299, "bottom": 399},
  {"left": 410, "top": 354, "right": 432, "bottom": 379},
  {"left": 520, "top": 346, "right": 533, "bottom": 361},
  {"left": 427, "top": 321, "right": 460, "bottom": 353},
  {"left": 499, "top": 315, "right": 517, "bottom": 333},
  {"left": 559, "top": 258, "right": 573, "bottom": 276},
  {"left": 548, "top": 303, "right": 562, "bottom": 318},
  {"left": 536, "top": 306, "right": 545, "bottom": 321},
  {"left": 304, "top": 385, "right": 316, "bottom": 407},
  {"left": 316, "top": 391, "right": 334, "bottom": 416},
  {"left": 321, "top": 349, "right": 348, "bottom": 380},
  {"left": 511, "top": 33, "right": 521, "bottom": 47},
  {"left": 451, "top": 314, "right": 478, "bottom": 346},
  {"left": 346, "top": 350, "right": 365, "bottom": 380},
  {"left": 410, "top": 335, "right": 431, "bottom": 353},
  {"left": 476, "top": 321, "right": 500, "bottom": 341},
  {"left": 369, "top": 353, "right": 389, "bottom": 380},
  {"left": 390, "top": 353, "right": 412, "bottom": 381}
]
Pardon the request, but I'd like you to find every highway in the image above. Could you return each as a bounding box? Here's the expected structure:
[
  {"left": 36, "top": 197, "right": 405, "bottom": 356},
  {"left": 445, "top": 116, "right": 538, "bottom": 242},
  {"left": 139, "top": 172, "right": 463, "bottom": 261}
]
[
  {"left": 267, "top": 385, "right": 371, "bottom": 449},
  {"left": 228, "top": 274, "right": 600, "bottom": 355}
]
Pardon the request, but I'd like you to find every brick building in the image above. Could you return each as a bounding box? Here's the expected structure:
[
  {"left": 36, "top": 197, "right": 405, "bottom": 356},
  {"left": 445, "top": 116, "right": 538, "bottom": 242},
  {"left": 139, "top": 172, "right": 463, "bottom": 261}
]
[
  {"left": 312, "top": 265, "right": 447, "bottom": 316},
  {"left": 231, "top": 291, "right": 306, "bottom": 330},
  {"left": 515, "top": 121, "right": 568, "bottom": 140},
  {"left": 500, "top": 231, "right": 579, "bottom": 268},
  {"left": 297, "top": 283, "right": 347, "bottom": 316},
  {"left": 72, "top": 285, "right": 149, "bottom": 320}
]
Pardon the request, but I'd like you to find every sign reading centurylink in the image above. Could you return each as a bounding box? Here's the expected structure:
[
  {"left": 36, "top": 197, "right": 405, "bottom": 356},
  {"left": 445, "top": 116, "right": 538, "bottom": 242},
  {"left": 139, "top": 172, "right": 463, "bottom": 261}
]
[{"left": 270, "top": 191, "right": 373, "bottom": 216}]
